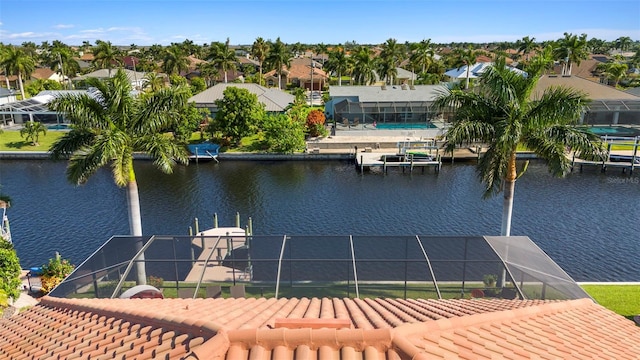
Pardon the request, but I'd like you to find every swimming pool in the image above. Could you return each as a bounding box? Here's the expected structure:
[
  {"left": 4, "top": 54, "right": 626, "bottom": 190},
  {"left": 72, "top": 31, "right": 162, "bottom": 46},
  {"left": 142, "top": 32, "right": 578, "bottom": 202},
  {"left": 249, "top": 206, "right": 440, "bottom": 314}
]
[
  {"left": 374, "top": 122, "right": 437, "bottom": 130},
  {"left": 46, "top": 124, "right": 70, "bottom": 130},
  {"left": 583, "top": 126, "right": 640, "bottom": 137}
]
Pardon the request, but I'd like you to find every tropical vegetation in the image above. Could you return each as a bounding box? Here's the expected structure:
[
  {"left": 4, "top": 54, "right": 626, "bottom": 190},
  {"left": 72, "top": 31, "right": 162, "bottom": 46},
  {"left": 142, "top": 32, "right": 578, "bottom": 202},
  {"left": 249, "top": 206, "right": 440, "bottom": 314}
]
[
  {"left": 0, "top": 239, "right": 21, "bottom": 301},
  {"left": 434, "top": 55, "right": 606, "bottom": 237}
]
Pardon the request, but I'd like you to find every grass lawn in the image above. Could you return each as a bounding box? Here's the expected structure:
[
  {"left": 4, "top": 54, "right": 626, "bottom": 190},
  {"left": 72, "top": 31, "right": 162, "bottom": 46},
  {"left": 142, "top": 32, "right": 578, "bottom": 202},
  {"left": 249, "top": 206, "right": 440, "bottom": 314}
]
[
  {"left": 0, "top": 130, "right": 64, "bottom": 152},
  {"left": 581, "top": 284, "right": 640, "bottom": 320}
]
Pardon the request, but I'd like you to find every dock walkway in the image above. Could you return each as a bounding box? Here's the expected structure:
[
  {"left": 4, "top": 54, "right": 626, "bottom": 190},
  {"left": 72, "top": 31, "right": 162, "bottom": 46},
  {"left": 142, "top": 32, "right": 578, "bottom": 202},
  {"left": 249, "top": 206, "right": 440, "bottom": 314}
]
[
  {"left": 184, "top": 227, "right": 250, "bottom": 283},
  {"left": 355, "top": 152, "right": 442, "bottom": 173}
]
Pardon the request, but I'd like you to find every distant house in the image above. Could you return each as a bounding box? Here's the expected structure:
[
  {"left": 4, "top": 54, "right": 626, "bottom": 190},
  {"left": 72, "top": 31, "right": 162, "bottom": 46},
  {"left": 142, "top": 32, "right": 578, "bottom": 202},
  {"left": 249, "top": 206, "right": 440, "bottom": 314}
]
[
  {"left": 326, "top": 84, "right": 442, "bottom": 126},
  {"left": 0, "top": 87, "right": 17, "bottom": 105},
  {"left": 534, "top": 74, "right": 640, "bottom": 125},
  {"left": 31, "top": 68, "right": 65, "bottom": 83},
  {"left": 444, "top": 62, "right": 526, "bottom": 82},
  {"left": 188, "top": 83, "right": 294, "bottom": 115},
  {"left": 264, "top": 57, "right": 328, "bottom": 91},
  {"left": 0, "top": 90, "right": 87, "bottom": 127},
  {"left": 72, "top": 68, "right": 150, "bottom": 89},
  {"left": 372, "top": 67, "right": 418, "bottom": 86}
]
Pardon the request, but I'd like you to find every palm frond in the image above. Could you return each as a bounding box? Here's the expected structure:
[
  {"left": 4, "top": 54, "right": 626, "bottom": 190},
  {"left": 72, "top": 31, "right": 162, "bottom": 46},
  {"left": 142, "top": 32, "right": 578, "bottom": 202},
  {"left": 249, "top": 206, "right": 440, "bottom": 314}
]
[
  {"left": 527, "top": 86, "right": 588, "bottom": 128},
  {"left": 111, "top": 150, "right": 134, "bottom": 187},
  {"left": 135, "top": 134, "right": 189, "bottom": 173},
  {"left": 66, "top": 145, "right": 108, "bottom": 185},
  {"left": 476, "top": 146, "right": 510, "bottom": 198},
  {"left": 133, "top": 85, "right": 190, "bottom": 134},
  {"left": 49, "top": 129, "right": 96, "bottom": 159}
]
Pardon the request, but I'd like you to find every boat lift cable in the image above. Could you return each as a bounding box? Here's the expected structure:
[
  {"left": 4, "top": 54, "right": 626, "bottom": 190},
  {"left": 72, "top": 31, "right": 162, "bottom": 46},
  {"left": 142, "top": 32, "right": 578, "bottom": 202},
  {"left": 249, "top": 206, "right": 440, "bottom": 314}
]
[
  {"left": 349, "top": 235, "right": 359, "bottom": 299},
  {"left": 416, "top": 235, "right": 441, "bottom": 299},
  {"left": 274, "top": 235, "right": 288, "bottom": 299}
]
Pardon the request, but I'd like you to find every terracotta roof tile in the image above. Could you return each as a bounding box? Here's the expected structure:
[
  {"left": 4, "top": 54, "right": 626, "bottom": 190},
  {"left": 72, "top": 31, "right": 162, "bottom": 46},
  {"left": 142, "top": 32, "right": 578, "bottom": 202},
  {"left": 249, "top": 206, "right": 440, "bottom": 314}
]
[{"left": 1, "top": 297, "right": 639, "bottom": 359}]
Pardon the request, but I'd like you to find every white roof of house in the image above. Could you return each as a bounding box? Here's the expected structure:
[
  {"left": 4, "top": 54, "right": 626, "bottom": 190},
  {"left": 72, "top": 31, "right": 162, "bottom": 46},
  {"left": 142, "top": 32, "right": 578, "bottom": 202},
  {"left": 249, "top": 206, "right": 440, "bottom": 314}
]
[
  {"left": 189, "top": 83, "right": 294, "bottom": 112},
  {"left": 444, "top": 63, "right": 526, "bottom": 79},
  {"left": 329, "top": 85, "right": 444, "bottom": 102}
]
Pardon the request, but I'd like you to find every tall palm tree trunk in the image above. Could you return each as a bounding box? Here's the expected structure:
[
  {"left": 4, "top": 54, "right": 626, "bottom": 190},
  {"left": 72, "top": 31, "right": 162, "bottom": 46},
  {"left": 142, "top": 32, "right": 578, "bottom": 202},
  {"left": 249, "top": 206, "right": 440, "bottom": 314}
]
[
  {"left": 501, "top": 152, "right": 517, "bottom": 236},
  {"left": 465, "top": 67, "right": 470, "bottom": 90},
  {"left": 18, "top": 73, "right": 25, "bottom": 99},
  {"left": 126, "top": 175, "right": 147, "bottom": 285}
]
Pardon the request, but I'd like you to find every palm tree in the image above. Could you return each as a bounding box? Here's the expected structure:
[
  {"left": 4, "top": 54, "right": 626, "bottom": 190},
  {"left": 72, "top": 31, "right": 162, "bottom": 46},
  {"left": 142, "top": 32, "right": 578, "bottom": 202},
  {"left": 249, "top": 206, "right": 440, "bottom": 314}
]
[
  {"left": 48, "top": 69, "right": 192, "bottom": 284},
  {"left": 19, "top": 121, "right": 47, "bottom": 145},
  {"left": 601, "top": 61, "right": 628, "bottom": 87},
  {"left": 434, "top": 57, "right": 604, "bottom": 237},
  {"left": 47, "top": 46, "right": 80, "bottom": 89},
  {"left": 453, "top": 46, "right": 483, "bottom": 89},
  {"left": 614, "top": 36, "right": 632, "bottom": 52},
  {"left": 0, "top": 45, "right": 36, "bottom": 99},
  {"left": 351, "top": 46, "right": 377, "bottom": 85},
  {"left": 92, "top": 40, "right": 122, "bottom": 77},
  {"left": 409, "top": 39, "right": 435, "bottom": 74},
  {"left": 162, "top": 44, "right": 189, "bottom": 76},
  {"left": 554, "top": 33, "right": 588, "bottom": 76},
  {"left": 264, "top": 37, "right": 291, "bottom": 89},
  {"left": 314, "top": 43, "right": 328, "bottom": 66},
  {"left": 325, "top": 45, "right": 351, "bottom": 86},
  {"left": 208, "top": 38, "right": 237, "bottom": 84},
  {"left": 378, "top": 38, "right": 404, "bottom": 85},
  {"left": 516, "top": 36, "right": 538, "bottom": 62},
  {"left": 143, "top": 72, "right": 165, "bottom": 92},
  {"left": 0, "top": 45, "right": 13, "bottom": 89},
  {"left": 251, "top": 37, "right": 269, "bottom": 85}
]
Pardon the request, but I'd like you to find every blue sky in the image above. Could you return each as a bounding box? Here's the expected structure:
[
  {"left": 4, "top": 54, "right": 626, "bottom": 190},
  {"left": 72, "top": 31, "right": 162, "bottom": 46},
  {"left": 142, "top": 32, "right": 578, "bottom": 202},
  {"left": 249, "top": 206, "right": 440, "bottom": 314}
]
[{"left": 1, "top": 0, "right": 638, "bottom": 46}]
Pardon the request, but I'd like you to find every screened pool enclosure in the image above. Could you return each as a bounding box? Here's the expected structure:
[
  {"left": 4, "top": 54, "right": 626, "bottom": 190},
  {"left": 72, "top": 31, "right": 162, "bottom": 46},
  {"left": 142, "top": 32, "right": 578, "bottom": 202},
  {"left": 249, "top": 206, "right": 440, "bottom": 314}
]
[{"left": 50, "top": 234, "right": 590, "bottom": 301}]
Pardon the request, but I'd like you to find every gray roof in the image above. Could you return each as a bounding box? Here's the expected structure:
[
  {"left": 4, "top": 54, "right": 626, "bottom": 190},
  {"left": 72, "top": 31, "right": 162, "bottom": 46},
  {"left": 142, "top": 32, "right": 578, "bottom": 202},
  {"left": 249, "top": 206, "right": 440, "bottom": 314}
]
[
  {"left": 189, "top": 83, "right": 294, "bottom": 112},
  {"left": 534, "top": 75, "right": 640, "bottom": 112},
  {"left": 625, "top": 87, "right": 640, "bottom": 97},
  {"left": 329, "top": 85, "right": 444, "bottom": 102},
  {"left": 0, "top": 87, "right": 15, "bottom": 97}
]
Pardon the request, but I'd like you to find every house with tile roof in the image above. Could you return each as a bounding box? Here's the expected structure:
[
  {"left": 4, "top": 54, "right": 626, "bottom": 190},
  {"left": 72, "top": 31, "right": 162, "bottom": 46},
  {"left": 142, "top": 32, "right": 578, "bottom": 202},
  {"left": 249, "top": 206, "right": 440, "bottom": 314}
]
[
  {"left": 4, "top": 233, "right": 636, "bottom": 358},
  {"left": 189, "top": 83, "right": 294, "bottom": 114},
  {"left": 1, "top": 296, "right": 639, "bottom": 359},
  {"left": 31, "top": 68, "right": 65, "bottom": 83},
  {"left": 264, "top": 57, "right": 328, "bottom": 91}
]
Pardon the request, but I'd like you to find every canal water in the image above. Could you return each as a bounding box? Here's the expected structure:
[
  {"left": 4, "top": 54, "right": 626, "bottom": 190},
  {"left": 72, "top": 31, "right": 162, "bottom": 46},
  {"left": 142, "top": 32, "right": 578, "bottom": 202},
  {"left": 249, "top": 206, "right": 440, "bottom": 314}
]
[{"left": 0, "top": 159, "right": 638, "bottom": 282}]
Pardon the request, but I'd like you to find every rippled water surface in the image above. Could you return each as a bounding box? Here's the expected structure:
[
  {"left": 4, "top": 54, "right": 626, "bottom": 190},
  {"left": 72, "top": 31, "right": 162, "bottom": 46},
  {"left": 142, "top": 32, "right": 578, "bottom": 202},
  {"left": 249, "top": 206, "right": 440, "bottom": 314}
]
[{"left": 1, "top": 159, "right": 638, "bottom": 281}]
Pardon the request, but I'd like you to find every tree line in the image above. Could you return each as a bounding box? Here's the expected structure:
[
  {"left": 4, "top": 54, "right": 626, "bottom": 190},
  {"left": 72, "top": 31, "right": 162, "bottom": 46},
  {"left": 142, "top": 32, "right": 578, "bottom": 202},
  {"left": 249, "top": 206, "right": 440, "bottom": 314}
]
[{"left": 1, "top": 34, "right": 639, "bottom": 100}]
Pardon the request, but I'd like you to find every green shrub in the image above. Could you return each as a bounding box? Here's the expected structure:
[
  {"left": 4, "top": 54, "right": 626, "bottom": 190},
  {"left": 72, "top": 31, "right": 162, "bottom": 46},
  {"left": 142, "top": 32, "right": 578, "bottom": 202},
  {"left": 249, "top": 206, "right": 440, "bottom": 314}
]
[
  {"left": 0, "top": 241, "right": 21, "bottom": 300},
  {"left": 40, "top": 254, "right": 74, "bottom": 294}
]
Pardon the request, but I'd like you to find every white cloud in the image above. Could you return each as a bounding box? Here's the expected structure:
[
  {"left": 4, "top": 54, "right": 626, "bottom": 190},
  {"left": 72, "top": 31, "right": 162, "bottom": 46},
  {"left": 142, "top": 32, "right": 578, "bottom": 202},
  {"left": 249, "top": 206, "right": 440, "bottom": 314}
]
[{"left": 54, "top": 24, "right": 74, "bottom": 29}]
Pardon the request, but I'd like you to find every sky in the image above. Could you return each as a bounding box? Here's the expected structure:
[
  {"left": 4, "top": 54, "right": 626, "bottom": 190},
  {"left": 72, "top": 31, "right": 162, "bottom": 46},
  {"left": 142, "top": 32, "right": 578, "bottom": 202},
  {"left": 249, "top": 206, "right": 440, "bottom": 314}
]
[{"left": 0, "top": 0, "right": 639, "bottom": 46}]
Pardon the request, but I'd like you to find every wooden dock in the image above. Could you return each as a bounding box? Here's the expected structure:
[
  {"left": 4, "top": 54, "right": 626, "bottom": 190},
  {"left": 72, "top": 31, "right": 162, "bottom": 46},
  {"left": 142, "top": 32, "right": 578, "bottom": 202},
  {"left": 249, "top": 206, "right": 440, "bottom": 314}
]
[
  {"left": 184, "top": 227, "right": 251, "bottom": 283},
  {"left": 571, "top": 136, "right": 639, "bottom": 174},
  {"left": 571, "top": 157, "right": 638, "bottom": 173},
  {"left": 355, "top": 152, "right": 442, "bottom": 173}
]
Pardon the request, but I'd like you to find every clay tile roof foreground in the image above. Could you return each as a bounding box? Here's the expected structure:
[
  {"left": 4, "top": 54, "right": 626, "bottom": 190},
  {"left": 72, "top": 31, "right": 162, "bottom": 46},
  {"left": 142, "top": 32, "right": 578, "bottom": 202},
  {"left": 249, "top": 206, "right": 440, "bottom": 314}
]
[{"left": 1, "top": 296, "right": 639, "bottom": 359}]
